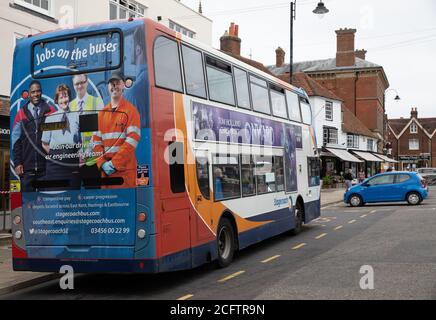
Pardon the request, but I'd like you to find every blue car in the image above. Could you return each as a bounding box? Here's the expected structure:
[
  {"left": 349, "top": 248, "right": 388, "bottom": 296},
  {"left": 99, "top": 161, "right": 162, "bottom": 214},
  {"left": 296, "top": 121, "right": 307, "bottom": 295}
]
[{"left": 344, "top": 172, "right": 429, "bottom": 207}]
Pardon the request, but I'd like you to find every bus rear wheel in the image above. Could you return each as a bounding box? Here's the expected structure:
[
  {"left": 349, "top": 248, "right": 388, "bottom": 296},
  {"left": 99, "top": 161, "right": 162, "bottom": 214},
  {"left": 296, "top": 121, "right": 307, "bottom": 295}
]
[
  {"left": 290, "top": 201, "right": 303, "bottom": 236},
  {"left": 216, "top": 217, "right": 236, "bottom": 268}
]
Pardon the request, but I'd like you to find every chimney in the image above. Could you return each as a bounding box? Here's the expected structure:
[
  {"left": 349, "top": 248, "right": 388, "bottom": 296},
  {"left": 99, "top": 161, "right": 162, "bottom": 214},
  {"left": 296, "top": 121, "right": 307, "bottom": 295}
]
[
  {"left": 275, "top": 47, "right": 285, "bottom": 68},
  {"left": 220, "top": 22, "right": 241, "bottom": 56},
  {"left": 355, "top": 49, "right": 367, "bottom": 60},
  {"left": 336, "top": 28, "right": 357, "bottom": 67},
  {"left": 411, "top": 107, "right": 418, "bottom": 119}
]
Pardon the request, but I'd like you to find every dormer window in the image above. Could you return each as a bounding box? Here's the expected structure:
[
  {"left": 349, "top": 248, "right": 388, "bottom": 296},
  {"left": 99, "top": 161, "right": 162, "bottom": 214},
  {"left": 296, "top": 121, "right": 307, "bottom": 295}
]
[{"left": 410, "top": 123, "right": 418, "bottom": 134}]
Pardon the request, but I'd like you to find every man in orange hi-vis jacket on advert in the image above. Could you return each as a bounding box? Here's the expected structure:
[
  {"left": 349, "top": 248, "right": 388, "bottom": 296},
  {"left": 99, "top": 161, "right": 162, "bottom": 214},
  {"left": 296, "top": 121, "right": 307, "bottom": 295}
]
[{"left": 92, "top": 71, "right": 141, "bottom": 189}]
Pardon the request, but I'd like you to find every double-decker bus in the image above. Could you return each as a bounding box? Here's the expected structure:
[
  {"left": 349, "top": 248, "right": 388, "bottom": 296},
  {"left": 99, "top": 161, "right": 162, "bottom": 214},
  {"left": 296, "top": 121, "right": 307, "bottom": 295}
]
[{"left": 10, "top": 18, "right": 321, "bottom": 273}]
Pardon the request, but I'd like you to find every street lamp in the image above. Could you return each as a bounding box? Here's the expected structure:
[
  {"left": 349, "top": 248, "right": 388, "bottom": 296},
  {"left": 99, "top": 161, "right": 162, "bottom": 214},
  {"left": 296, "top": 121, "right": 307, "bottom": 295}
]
[
  {"left": 290, "top": 1, "right": 330, "bottom": 84},
  {"left": 385, "top": 88, "right": 401, "bottom": 101}
]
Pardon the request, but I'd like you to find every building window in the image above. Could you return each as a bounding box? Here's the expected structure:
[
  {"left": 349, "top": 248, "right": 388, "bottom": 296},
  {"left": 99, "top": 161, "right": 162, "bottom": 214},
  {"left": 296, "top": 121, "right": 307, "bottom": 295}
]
[
  {"left": 347, "top": 134, "right": 359, "bottom": 149},
  {"left": 323, "top": 127, "right": 338, "bottom": 145},
  {"left": 410, "top": 123, "right": 418, "bottom": 134},
  {"left": 367, "top": 139, "right": 374, "bottom": 152},
  {"left": 109, "top": 0, "right": 146, "bottom": 20},
  {"left": 325, "top": 101, "right": 333, "bottom": 121},
  {"left": 409, "top": 139, "right": 420, "bottom": 151},
  {"left": 15, "top": 0, "right": 52, "bottom": 16},
  {"left": 169, "top": 20, "right": 196, "bottom": 39}
]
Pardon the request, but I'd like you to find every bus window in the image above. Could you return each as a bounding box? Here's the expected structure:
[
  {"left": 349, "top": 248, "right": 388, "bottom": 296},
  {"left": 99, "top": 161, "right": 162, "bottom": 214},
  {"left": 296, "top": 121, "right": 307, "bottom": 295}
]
[
  {"left": 286, "top": 90, "right": 301, "bottom": 122},
  {"left": 250, "top": 75, "right": 271, "bottom": 115},
  {"left": 213, "top": 154, "right": 241, "bottom": 201},
  {"left": 270, "top": 84, "right": 288, "bottom": 119},
  {"left": 241, "top": 154, "right": 256, "bottom": 197},
  {"left": 182, "top": 45, "right": 207, "bottom": 99},
  {"left": 169, "top": 142, "right": 185, "bottom": 193},
  {"left": 273, "top": 156, "right": 285, "bottom": 192},
  {"left": 255, "top": 155, "right": 276, "bottom": 194},
  {"left": 234, "top": 67, "right": 251, "bottom": 110},
  {"left": 196, "top": 156, "right": 210, "bottom": 200},
  {"left": 205, "top": 56, "right": 235, "bottom": 106},
  {"left": 300, "top": 98, "right": 312, "bottom": 125},
  {"left": 153, "top": 36, "right": 183, "bottom": 92}
]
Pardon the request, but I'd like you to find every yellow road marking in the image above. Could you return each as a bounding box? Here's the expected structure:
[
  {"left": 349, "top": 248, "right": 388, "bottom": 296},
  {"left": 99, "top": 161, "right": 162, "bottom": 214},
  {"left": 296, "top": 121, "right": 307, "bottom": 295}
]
[
  {"left": 218, "top": 271, "right": 245, "bottom": 283},
  {"left": 315, "top": 233, "right": 327, "bottom": 240},
  {"left": 292, "top": 243, "right": 307, "bottom": 250},
  {"left": 177, "top": 294, "right": 194, "bottom": 301},
  {"left": 334, "top": 225, "right": 343, "bottom": 230},
  {"left": 349, "top": 220, "right": 357, "bottom": 224},
  {"left": 261, "top": 255, "right": 281, "bottom": 264},
  {"left": 360, "top": 214, "right": 367, "bottom": 218}
]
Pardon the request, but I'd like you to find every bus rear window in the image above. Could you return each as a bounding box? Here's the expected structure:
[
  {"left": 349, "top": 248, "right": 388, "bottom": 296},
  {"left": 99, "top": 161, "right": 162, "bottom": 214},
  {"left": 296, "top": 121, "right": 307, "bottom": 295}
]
[{"left": 32, "top": 30, "right": 122, "bottom": 78}]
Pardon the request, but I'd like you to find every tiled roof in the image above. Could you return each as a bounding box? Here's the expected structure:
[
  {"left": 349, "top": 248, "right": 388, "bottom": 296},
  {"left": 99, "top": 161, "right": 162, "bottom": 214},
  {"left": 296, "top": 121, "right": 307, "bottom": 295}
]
[
  {"left": 268, "top": 57, "right": 382, "bottom": 75},
  {"left": 389, "top": 117, "right": 436, "bottom": 136},
  {"left": 342, "top": 105, "right": 378, "bottom": 139},
  {"left": 0, "top": 98, "right": 10, "bottom": 117},
  {"left": 283, "top": 72, "right": 343, "bottom": 101}
]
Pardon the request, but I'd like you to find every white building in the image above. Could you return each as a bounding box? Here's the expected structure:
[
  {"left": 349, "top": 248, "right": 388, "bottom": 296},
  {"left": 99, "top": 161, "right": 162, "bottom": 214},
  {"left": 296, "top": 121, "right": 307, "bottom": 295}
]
[{"left": 291, "top": 72, "right": 384, "bottom": 180}]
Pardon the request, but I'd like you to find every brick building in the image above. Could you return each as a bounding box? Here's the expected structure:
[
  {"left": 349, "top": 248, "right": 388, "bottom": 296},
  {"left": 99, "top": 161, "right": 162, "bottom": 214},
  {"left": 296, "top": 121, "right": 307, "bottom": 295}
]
[
  {"left": 388, "top": 108, "right": 436, "bottom": 170},
  {"left": 268, "top": 28, "right": 391, "bottom": 153}
]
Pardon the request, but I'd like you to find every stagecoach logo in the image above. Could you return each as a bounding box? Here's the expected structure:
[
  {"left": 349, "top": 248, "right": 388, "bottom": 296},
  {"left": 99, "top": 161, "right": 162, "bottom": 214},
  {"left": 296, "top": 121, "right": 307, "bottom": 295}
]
[{"left": 274, "top": 198, "right": 289, "bottom": 207}]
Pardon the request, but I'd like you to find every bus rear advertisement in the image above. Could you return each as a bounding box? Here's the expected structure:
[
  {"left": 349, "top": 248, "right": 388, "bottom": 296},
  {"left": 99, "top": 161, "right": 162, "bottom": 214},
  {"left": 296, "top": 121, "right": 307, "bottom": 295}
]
[{"left": 10, "top": 18, "right": 321, "bottom": 274}]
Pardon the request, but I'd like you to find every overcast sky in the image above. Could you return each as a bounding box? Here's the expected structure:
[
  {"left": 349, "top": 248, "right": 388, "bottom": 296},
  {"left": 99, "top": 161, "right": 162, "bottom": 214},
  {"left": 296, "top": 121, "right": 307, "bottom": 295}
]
[{"left": 180, "top": 0, "right": 436, "bottom": 120}]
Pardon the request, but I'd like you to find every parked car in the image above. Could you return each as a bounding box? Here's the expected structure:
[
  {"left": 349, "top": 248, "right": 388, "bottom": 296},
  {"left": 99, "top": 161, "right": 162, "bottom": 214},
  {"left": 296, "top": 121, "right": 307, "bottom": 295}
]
[
  {"left": 344, "top": 172, "right": 429, "bottom": 207},
  {"left": 417, "top": 168, "right": 436, "bottom": 176}
]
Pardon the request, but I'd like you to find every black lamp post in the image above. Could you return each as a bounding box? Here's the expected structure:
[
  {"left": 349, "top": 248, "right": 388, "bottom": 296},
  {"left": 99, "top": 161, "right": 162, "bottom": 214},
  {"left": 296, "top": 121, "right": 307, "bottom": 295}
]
[{"left": 290, "top": 1, "right": 329, "bottom": 84}]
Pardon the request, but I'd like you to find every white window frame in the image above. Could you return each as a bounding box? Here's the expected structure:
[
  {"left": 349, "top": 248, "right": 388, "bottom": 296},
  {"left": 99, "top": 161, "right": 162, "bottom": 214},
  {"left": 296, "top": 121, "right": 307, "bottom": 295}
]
[
  {"left": 409, "top": 139, "right": 419, "bottom": 151},
  {"left": 410, "top": 122, "right": 418, "bottom": 134},
  {"left": 14, "top": 0, "right": 53, "bottom": 17},
  {"left": 347, "top": 134, "right": 359, "bottom": 149},
  {"left": 323, "top": 127, "right": 338, "bottom": 145},
  {"left": 367, "top": 139, "right": 374, "bottom": 152},
  {"left": 325, "top": 101, "right": 333, "bottom": 121},
  {"left": 168, "top": 19, "right": 196, "bottom": 39},
  {"left": 109, "top": 0, "right": 147, "bottom": 20}
]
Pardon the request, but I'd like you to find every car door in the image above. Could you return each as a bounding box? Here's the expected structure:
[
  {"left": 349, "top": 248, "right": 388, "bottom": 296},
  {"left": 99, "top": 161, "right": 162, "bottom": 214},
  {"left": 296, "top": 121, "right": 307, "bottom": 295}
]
[
  {"left": 361, "top": 174, "right": 396, "bottom": 202},
  {"left": 391, "top": 174, "right": 413, "bottom": 201}
]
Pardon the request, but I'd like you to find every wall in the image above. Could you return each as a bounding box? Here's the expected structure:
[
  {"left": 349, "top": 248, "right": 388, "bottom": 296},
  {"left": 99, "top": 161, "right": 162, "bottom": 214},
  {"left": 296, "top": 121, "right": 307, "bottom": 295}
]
[{"left": 311, "top": 96, "right": 345, "bottom": 149}]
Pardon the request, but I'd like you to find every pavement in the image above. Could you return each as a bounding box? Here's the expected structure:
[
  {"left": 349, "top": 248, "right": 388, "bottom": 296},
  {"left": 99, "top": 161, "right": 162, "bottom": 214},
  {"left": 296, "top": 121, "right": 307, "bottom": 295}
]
[{"left": 0, "top": 188, "right": 346, "bottom": 298}]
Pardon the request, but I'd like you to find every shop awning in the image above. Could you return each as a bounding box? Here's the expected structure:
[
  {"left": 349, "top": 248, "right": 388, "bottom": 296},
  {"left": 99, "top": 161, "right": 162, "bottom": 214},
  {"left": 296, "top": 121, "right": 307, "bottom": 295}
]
[
  {"left": 372, "top": 153, "right": 399, "bottom": 163},
  {"left": 352, "top": 151, "right": 383, "bottom": 162},
  {"left": 326, "top": 148, "right": 363, "bottom": 163}
]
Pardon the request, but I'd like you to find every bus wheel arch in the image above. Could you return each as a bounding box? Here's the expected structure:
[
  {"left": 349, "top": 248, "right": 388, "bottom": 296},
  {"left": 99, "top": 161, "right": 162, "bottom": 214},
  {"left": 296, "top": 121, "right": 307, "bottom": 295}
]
[{"left": 216, "top": 211, "right": 238, "bottom": 268}]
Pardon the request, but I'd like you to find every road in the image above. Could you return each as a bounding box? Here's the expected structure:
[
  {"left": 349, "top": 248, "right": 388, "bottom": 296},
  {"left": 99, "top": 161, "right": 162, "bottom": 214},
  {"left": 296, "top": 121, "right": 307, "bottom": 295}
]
[{"left": 2, "top": 188, "right": 436, "bottom": 300}]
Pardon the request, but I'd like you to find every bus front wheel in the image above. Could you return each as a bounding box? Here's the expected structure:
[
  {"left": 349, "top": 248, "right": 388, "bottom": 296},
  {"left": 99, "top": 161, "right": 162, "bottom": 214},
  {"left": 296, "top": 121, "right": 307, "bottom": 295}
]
[{"left": 216, "top": 217, "right": 236, "bottom": 268}]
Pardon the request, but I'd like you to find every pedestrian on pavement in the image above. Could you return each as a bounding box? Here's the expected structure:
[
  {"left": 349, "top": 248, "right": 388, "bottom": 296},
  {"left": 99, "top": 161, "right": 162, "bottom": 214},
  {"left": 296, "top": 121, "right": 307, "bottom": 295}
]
[
  {"left": 344, "top": 169, "right": 354, "bottom": 192},
  {"left": 358, "top": 169, "right": 366, "bottom": 184}
]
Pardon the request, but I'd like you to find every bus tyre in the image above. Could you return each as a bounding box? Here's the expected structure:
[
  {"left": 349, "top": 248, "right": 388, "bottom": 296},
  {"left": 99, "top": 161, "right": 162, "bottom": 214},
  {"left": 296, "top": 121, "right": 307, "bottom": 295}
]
[
  {"left": 217, "top": 217, "right": 236, "bottom": 268},
  {"left": 349, "top": 194, "right": 363, "bottom": 207},
  {"left": 407, "top": 192, "right": 421, "bottom": 205},
  {"left": 290, "top": 202, "right": 303, "bottom": 236}
]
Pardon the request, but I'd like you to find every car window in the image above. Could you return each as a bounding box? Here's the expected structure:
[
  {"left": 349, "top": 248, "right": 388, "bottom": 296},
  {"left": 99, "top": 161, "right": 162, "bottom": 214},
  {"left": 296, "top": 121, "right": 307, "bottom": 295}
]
[
  {"left": 368, "top": 175, "right": 395, "bottom": 186},
  {"left": 396, "top": 174, "right": 411, "bottom": 184}
]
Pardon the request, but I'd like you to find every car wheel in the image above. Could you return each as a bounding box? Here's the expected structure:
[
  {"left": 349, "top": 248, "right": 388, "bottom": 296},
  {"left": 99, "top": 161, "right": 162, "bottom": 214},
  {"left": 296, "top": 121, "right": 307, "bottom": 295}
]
[
  {"left": 349, "top": 194, "right": 363, "bottom": 207},
  {"left": 290, "top": 201, "right": 304, "bottom": 236},
  {"left": 217, "top": 217, "right": 236, "bottom": 268},
  {"left": 407, "top": 192, "right": 421, "bottom": 205}
]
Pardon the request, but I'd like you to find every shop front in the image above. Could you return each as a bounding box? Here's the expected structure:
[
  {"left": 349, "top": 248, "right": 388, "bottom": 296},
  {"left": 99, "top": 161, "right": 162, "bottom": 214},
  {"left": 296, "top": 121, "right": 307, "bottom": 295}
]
[
  {"left": 351, "top": 150, "right": 383, "bottom": 178},
  {"left": 321, "top": 147, "right": 363, "bottom": 185},
  {"left": 399, "top": 154, "right": 431, "bottom": 171}
]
